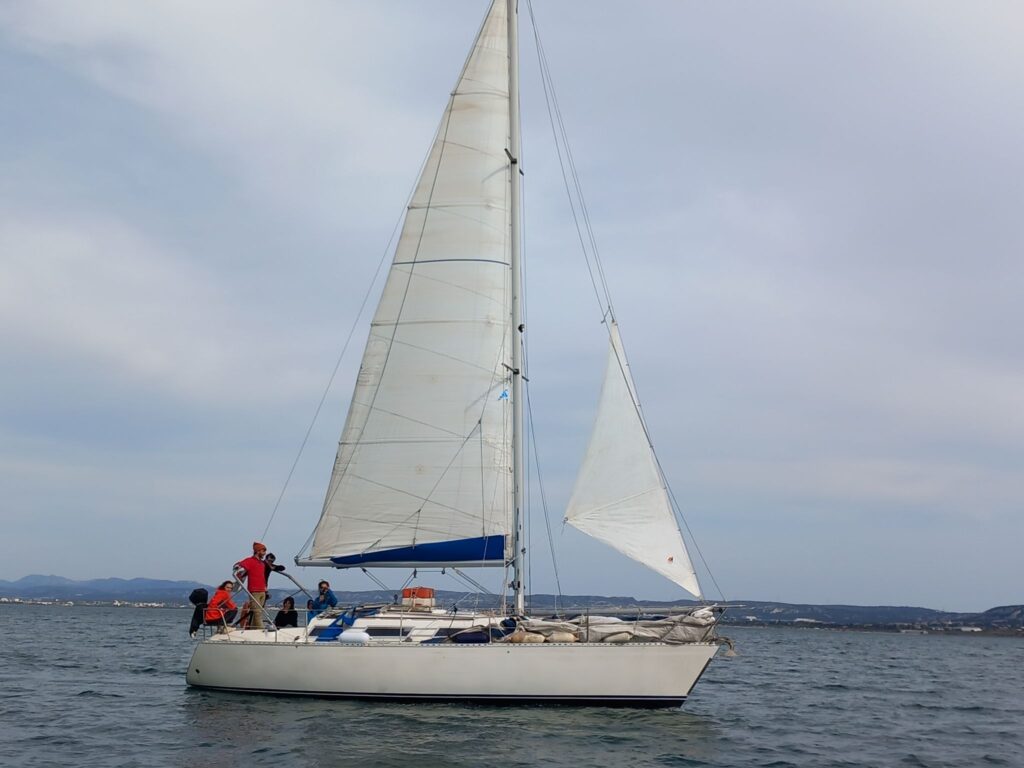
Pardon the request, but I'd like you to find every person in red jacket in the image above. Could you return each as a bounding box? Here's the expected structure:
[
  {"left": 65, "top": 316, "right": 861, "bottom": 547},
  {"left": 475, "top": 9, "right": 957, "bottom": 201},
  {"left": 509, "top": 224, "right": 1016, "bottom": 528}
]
[
  {"left": 234, "top": 542, "right": 270, "bottom": 629},
  {"left": 204, "top": 581, "right": 238, "bottom": 631}
]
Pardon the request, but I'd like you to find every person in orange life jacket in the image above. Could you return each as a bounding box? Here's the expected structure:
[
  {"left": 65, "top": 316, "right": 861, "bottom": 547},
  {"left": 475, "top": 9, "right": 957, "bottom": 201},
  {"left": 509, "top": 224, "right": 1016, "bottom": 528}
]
[
  {"left": 204, "top": 581, "right": 238, "bottom": 630},
  {"left": 233, "top": 542, "right": 271, "bottom": 629}
]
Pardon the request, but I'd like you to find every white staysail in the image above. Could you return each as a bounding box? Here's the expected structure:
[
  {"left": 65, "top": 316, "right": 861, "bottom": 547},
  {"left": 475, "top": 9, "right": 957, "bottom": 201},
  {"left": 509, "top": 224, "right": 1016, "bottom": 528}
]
[
  {"left": 564, "top": 324, "right": 703, "bottom": 598},
  {"left": 307, "top": 0, "right": 513, "bottom": 567}
]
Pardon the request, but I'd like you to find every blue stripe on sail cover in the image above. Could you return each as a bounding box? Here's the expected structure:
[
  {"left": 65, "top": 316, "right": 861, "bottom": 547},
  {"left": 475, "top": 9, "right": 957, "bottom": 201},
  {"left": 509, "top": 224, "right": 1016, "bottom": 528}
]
[{"left": 330, "top": 535, "right": 505, "bottom": 566}]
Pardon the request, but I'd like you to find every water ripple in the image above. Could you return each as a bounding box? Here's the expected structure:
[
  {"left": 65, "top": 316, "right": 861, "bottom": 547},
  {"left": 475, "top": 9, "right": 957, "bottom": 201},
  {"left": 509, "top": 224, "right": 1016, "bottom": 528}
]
[{"left": 0, "top": 606, "right": 1022, "bottom": 768}]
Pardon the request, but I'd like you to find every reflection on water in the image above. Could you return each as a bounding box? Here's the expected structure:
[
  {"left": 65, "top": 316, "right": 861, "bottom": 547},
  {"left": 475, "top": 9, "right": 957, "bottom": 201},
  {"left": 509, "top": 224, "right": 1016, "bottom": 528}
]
[{"left": 181, "top": 685, "right": 721, "bottom": 768}]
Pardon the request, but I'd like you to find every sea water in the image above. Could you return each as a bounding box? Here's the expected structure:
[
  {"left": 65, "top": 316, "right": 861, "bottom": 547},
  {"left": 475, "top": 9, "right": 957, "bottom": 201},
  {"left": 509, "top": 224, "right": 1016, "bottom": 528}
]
[{"left": 0, "top": 605, "right": 1021, "bottom": 767}]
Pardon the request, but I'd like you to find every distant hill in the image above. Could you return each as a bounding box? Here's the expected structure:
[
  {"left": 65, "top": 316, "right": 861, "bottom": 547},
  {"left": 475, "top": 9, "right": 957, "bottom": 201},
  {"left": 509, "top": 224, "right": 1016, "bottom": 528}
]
[
  {"left": 0, "top": 575, "right": 1019, "bottom": 628},
  {"left": 522, "top": 596, "right": 1022, "bottom": 628},
  {"left": 0, "top": 575, "right": 207, "bottom": 602},
  {"left": 711, "top": 600, "right": 949, "bottom": 625}
]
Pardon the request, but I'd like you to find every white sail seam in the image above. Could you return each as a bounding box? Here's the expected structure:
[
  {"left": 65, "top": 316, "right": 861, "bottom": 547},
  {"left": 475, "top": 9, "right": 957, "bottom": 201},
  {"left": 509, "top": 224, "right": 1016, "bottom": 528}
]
[
  {"left": 565, "top": 487, "right": 659, "bottom": 519},
  {"left": 392, "top": 258, "right": 510, "bottom": 266},
  {"left": 380, "top": 269, "right": 508, "bottom": 305},
  {"left": 346, "top": 404, "right": 465, "bottom": 439},
  {"left": 381, "top": 338, "right": 503, "bottom": 375},
  {"left": 343, "top": 475, "right": 486, "bottom": 523}
]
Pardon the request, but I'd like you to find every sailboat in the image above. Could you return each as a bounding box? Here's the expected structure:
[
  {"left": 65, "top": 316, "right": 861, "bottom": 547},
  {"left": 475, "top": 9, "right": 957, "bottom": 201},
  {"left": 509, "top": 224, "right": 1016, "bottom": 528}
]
[{"left": 186, "top": 0, "right": 725, "bottom": 707}]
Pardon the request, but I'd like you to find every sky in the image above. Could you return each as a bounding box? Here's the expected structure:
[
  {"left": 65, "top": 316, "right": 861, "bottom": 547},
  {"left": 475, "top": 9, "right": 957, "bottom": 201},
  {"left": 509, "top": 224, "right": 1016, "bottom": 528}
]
[{"left": 1, "top": 1, "right": 1021, "bottom": 612}]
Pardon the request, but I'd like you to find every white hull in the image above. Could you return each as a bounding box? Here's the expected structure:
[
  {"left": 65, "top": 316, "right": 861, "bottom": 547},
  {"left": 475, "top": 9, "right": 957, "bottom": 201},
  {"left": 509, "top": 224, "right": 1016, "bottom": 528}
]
[{"left": 186, "top": 635, "right": 718, "bottom": 707}]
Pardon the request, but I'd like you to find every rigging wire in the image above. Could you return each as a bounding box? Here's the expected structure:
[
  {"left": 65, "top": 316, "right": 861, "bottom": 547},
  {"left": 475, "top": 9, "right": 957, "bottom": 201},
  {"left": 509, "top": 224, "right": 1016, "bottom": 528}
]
[
  {"left": 662, "top": 480, "right": 726, "bottom": 602},
  {"left": 525, "top": 0, "right": 723, "bottom": 601},
  {"left": 526, "top": 0, "right": 607, "bottom": 318},
  {"left": 361, "top": 567, "right": 393, "bottom": 593},
  {"left": 519, "top": 135, "right": 561, "bottom": 609},
  {"left": 526, "top": 382, "right": 564, "bottom": 613},
  {"left": 519, "top": 115, "right": 532, "bottom": 614},
  {"left": 259, "top": 207, "right": 401, "bottom": 545},
  {"left": 450, "top": 568, "right": 495, "bottom": 596}
]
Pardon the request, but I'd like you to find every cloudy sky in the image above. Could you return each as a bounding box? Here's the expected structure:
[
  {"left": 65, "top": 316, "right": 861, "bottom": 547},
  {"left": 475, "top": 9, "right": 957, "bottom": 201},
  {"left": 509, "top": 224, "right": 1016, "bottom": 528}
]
[{"left": 1, "top": 1, "right": 1021, "bottom": 611}]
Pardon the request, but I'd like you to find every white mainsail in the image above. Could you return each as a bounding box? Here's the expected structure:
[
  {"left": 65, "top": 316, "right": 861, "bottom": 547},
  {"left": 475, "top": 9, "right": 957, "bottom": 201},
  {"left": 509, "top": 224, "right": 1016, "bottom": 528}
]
[
  {"left": 307, "top": 0, "right": 513, "bottom": 567},
  {"left": 564, "top": 323, "right": 703, "bottom": 598}
]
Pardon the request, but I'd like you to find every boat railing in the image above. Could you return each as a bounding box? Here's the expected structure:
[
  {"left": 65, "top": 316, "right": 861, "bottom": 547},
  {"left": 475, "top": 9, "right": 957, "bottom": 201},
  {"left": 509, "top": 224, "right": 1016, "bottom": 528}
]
[
  {"left": 196, "top": 612, "right": 235, "bottom": 639},
  {"left": 196, "top": 571, "right": 318, "bottom": 640}
]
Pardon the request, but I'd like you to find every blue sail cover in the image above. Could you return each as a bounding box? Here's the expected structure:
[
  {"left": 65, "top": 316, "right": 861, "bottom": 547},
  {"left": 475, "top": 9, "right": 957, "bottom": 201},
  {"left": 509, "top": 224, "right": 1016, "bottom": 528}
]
[{"left": 329, "top": 535, "right": 506, "bottom": 567}]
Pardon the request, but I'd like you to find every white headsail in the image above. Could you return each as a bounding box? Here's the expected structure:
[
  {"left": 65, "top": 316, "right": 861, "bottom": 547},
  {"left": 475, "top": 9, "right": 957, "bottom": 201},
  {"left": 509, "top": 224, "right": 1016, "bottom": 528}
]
[
  {"left": 564, "top": 324, "right": 703, "bottom": 598},
  {"left": 306, "top": 0, "right": 513, "bottom": 567}
]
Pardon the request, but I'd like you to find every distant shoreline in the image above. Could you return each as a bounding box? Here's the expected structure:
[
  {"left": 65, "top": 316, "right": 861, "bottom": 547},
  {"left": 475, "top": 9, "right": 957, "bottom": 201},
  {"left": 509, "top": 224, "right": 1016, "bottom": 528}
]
[
  {"left": 3, "top": 575, "right": 1021, "bottom": 632},
  {"left": 3, "top": 599, "right": 1021, "bottom": 637}
]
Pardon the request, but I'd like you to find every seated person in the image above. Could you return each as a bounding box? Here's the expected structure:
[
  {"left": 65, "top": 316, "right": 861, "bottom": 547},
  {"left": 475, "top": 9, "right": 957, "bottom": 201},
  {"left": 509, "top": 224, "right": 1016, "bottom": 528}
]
[
  {"left": 204, "top": 581, "right": 238, "bottom": 628},
  {"left": 274, "top": 596, "right": 299, "bottom": 628},
  {"left": 308, "top": 580, "right": 338, "bottom": 619}
]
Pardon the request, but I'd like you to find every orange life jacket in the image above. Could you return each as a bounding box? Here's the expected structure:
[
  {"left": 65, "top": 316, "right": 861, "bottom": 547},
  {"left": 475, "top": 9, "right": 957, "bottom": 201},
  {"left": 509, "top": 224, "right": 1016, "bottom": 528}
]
[{"left": 204, "top": 588, "right": 236, "bottom": 623}]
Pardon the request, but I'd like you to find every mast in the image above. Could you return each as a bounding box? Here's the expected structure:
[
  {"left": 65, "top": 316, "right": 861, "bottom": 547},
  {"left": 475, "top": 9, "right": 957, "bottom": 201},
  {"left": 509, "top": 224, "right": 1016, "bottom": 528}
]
[{"left": 508, "top": 0, "right": 526, "bottom": 615}]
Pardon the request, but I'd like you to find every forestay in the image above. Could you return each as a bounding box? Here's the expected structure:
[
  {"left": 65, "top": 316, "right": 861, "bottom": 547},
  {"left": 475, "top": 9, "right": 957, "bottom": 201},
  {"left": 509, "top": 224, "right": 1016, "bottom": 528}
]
[
  {"left": 306, "top": 0, "right": 514, "bottom": 568},
  {"left": 564, "top": 324, "right": 703, "bottom": 597}
]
